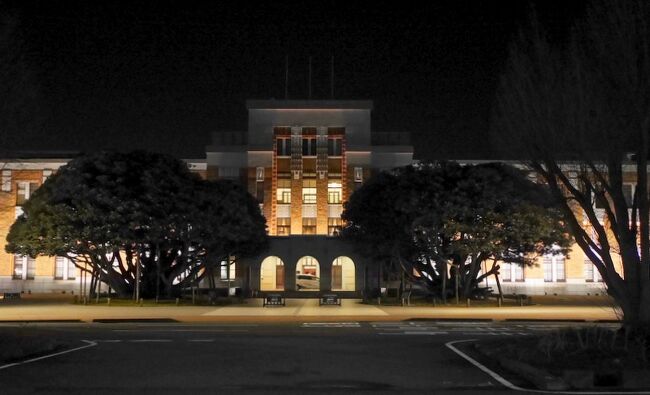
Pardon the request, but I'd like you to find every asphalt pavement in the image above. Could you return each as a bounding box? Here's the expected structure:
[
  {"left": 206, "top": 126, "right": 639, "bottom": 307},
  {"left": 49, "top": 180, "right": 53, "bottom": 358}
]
[{"left": 0, "top": 320, "right": 622, "bottom": 395}]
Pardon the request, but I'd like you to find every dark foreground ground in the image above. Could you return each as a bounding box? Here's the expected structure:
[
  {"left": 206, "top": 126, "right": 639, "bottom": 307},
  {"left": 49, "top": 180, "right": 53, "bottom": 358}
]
[{"left": 0, "top": 320, "right": 620, "bottom": 395}]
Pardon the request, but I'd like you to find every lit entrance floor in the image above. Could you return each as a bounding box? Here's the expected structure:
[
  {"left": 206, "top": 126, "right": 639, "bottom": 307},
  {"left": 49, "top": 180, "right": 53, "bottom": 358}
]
[{"left": 201, "top": 298, "right": 389, "bottom": 316}]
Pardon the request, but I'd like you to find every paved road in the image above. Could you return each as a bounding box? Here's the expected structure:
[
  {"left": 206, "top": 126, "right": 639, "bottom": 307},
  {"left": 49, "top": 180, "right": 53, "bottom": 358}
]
[{"left": 0, "top": 321, "right": 621, "bottom": 394}]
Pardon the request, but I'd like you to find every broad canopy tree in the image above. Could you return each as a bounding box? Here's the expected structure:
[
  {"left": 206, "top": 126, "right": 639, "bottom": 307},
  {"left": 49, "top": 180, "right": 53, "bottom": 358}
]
[
  {"left": 342, "top": 162, "right": 569, "bottom": 300},
  {"left": 6, "top": 151, "right": 267, "bottom": 298},
  {"left": 493, "top": 0, "right": 650, "bottom": 329}
]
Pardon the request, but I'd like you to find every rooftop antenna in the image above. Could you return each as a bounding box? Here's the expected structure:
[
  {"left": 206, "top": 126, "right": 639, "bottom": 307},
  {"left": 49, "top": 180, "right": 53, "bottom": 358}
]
[
  {"left": 308, "top": 56, "right": 312, "bottom": 99},
  {"left": 330, "top": 56, "right": 334, "bottom": 99},
  {"left": 284, "top": 55, "right": 289, "bottom": 100}
]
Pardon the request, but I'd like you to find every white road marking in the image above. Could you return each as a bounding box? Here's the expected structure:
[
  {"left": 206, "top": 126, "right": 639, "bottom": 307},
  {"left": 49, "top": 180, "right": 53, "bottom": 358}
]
[
  {"left": 445, "top": 339, "right": 650, "bottom": 394},
  {"left": 129, "top": 339, "right": 172, "bottom": 343},
  {"left": 0, "top": 340, "right": 97, "bottom": 371}
]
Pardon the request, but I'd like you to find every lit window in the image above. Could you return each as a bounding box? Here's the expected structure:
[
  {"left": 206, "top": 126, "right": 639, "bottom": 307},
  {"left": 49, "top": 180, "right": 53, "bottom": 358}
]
[
  {"left": 302, "top": 179, "right": 317, "bottom": 204},
  {"left": 328, "top": 218, "right": 342, "bottom": 236},
  {"left": 55, "top": 257, "right": 65, "bottom": 279},
  {"left": 2, "top": 170, "right": 11, "bottom": 192},
  {"left": 277, "top": 218, "right": 291, "bottom": 235},
  {"left": 584, "top": 257, "right": 602, "bottom": 282},
  {"left": 276, "top": 179, "right": 291, "bottom": 204},
  {"left": 543, "top": 254, "right": 566, "bottom": 282},
  {"left": 256, "top": 167, "right": 265, "bottom": 182},
  {"left": 220, "top": 261, "right": 236, "bottom": 281},
  {"left": 302, "top": 218, "right": 317, "bottom": 235},
  {"left": 327, "top": 181, "right": 342, "bottom": 204},
  {"left": 13, "top": 255, "right": 35, "bottom": 280}
]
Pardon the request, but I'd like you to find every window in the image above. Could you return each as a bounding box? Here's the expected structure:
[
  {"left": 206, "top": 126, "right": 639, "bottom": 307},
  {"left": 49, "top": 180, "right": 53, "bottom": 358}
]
[
  {"left": 501, "top": 262, "right": 511, "bottom": 282},
  {"left": 302, "top": 179, "right": 317, "bottom": 204},
  {"left": 584, "top": 257, "right": 602, "bottom": 282},
  {"left": 42, "top": 169, "right": 52, "bottom": 183},
  {"left": 543, "top": 254, "right": 566, "bottom": 282},
  {"left": 328, "top": 218, "right": 342, "bottom": 236},
  {"left": 220, "top": 260, "right": 236, "bottom": 281},
  {"left": 328, "top": 138, "right": 342, "bottom": 156},
  {"left": 302, "top": 218, "right": 317, "bottom": 235},
  {"left": 2, "top": 170, "right": 11, "bottom": 192},
  {"left": 256, "top": 167, "right": 265, "bottom": 182},
  {"left": 276, "top": 138, "right": 291, "bottom": 156},
  {"left": 14, "top": 255, "right": 35, "bottom": 280},
  {"left": 277, "top": 179, "right": 291, "bottom": 203},
  {"left": 277, "top": 218, "right": 291, "bottom": 236},
  {"left": 327, "top": 181, "right": 342, "bottom": 203},
  {"left": 68, "top": 259, "right": 76, "bottom": 279},
  {"left": 302, "top": 138, "right": 317, "bottom": 156},
  {"left": 16, "top": 181, "right": 39, "bottom": 206},
  {"left": 218, "top": 167, "right": 239, "bottom": 179},
  {"left": 256, "top": 182, "right": 264, "bottom": 203},
  {"left": 55, "top": 256, "right": 65, "bottom": 279},
  {"left": 513, "top": 264, "right": 524, "bottom": 282},
  {"left": 354, "top": 167, "right": 363, "bottom": 183},
  {"left": 543, "top": 256, "right": 553, "bottom": 282},
  {"left": 556, "top": 256, "right": 566, "bottom": 281}
]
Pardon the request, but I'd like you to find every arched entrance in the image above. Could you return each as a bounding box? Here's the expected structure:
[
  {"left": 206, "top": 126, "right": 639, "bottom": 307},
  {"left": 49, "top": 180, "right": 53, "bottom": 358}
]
[
  {"left": 260, "top": 256, "right": 285, "bottom": 291},
  {"left": 296, "top": 256, "right": 320, "bottom": 291},
  {"left": 332, "top": 256, "right": 355, "bottom": 291}
]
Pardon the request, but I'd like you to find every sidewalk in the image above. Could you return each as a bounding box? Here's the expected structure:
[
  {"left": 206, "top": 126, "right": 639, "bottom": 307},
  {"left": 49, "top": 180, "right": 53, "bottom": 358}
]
[{"left": 0, "top": 298, "right": 621, "bottom": 323}]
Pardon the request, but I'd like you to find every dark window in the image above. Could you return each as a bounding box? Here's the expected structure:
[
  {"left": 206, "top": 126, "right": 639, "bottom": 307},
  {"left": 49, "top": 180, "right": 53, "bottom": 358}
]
[
  {"left": 277, "top": 138, "right": 291, "bottom": 156},
  {"left": 328, "top": 138, "right": 342, "bottom": 156},
  {"left": 302, "top": 138, "right": 317, "bottom": 156},
  {"left": 256, "top": 182, "right": 265, "bottom": 203}
]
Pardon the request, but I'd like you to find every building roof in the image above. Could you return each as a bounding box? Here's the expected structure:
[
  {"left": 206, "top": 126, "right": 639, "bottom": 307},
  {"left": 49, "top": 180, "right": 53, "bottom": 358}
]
[{"left": 246, "top": 100, "right": 373, "bottom": 110}]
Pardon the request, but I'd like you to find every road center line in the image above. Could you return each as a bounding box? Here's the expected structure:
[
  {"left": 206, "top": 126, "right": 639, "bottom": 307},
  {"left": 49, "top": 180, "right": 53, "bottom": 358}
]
[{"left": 0, "top": 340, "right": 97, "bottom": 371}]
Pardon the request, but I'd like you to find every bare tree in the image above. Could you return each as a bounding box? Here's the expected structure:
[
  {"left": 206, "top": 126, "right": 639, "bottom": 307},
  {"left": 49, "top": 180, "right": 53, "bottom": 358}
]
[{"left": 493, "top": 1, "right": 650, "bottom": 330}]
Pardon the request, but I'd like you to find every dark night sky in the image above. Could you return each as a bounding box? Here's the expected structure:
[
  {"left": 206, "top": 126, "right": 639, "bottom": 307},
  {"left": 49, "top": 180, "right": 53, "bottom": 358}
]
[{"left": 4, "top": 0, "right": 587, "bottom": 159}]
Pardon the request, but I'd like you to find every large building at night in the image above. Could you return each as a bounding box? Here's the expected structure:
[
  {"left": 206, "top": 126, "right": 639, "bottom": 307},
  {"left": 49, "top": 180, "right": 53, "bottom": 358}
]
[{"left": 0, "top": 100, "right": 609, "bottom": 298}]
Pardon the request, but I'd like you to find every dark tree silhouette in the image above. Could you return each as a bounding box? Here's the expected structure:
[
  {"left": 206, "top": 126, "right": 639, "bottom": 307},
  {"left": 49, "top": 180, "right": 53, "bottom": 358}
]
[{"left": 493, "top": 0, "right": 650, "bottom": 329}]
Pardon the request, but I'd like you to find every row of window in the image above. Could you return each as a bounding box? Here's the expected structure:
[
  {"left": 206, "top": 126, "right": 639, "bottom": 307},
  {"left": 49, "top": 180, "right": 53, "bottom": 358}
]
[
  {"left": 500, "top": 257, "right": 603, "bottom": 282},
  {"left": 276, "top": 179, "right": 343, "bottom": 204},
  {"left": 2, "top": 170, "right": 52, "bottom": 193},
  {"left": 13, "top": 255, "right": 76, "bottom": 280},
  {"left": 276, "top": 218, "right": 342, "bottom": 236},
  {"left": 276, "top": 137, "right": 343, "bottom": 156}
]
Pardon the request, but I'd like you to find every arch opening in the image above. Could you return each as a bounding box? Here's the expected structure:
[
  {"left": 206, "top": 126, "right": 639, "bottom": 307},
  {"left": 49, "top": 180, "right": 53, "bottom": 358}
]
[
  {"left": 260, "top": 256, "right": 285, "bottom": 291},
  {"left": 296, "top": 256, "right": 320, "bottom": 291},
  {"left": 332, "top": 256, "right": 355, "bottom": 291}
]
